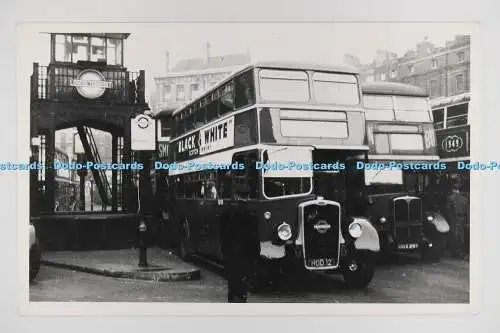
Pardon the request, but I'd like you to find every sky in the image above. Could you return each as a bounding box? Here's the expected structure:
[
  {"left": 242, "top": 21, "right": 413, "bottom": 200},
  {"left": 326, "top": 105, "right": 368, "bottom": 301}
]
[{"left": 19, "top": 22, "right": 474, "bottom": 100}]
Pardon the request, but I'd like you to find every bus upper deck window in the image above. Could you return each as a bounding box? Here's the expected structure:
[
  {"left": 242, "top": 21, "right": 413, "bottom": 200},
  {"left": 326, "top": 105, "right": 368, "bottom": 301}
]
[
  {"left": 395, "top": 96, "right": 432, "bottom": 122},
  {"left": 219, "top": 82, "right": 235, "bottom": 115},
  {"left": 259, "top": 69, "right": 308, "bottom": 103},
  {"left": 206, "top": 99, "right": 219, "bottom": 122},
  {"left": 313, "top": 72, "right": 359, "bottom": 105},
  {"left": 235, "top": 70, "right": 255, "bottom": 108}
]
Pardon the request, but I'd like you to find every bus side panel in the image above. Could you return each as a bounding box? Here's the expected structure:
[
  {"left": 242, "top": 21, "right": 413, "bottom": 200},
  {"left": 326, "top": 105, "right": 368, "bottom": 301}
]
[
  {"left": 199, "top": 198, "right": 222, "bottom": 259},
  {"left": 259, "top": 108, "right": 277, "bottom": 143},
  {"left": 259, "top": 107, "right": 366, "bottom": 147},
  {"left": 234, "top": 109, "right": 259, "bottom": 146},
  {"left": 184, "top": 198, "right": 207, "bottom": 254}
]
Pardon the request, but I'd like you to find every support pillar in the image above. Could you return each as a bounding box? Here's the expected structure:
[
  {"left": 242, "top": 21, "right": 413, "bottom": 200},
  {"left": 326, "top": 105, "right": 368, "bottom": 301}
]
[
  {"left": 45, "top": 129, "right": 56, "bottom": 212},
  {"left": 111, "top": 134, "right": 118, "bottom": 212},
  {"left": 76, "top": 153, "right": 87, "bottom": 211},
  {"left": 30, "top": 141, "right": 40, "bottom": 216},
  {"left": 123, "top": 118, "right": 133, "bottom": 213}
]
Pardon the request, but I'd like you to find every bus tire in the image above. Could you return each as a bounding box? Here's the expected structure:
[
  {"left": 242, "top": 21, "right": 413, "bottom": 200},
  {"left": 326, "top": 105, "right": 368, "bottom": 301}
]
[
  {"left": 420, "top": 239, "right": 444, "bottom": 263},
  {"left": 342, "top": 252, "right": 376, "bottom": 289},
  {"left": 178, "top": 219, "right": 192, "bottom": 262},
  {"left": 377, "top": 233, "right": 394, "bottom": 263}
]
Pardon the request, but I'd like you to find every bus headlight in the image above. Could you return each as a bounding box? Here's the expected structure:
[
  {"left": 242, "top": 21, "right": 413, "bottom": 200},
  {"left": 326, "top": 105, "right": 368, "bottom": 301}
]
[
  {"left": 426, "top": 215, "right": 434, "bottom": 222},
  {"left": 277, "top": 222, "right": 292, "bottom": 241},
  {"left": 379, "top": 217, "right": 387, "bottom": 223},
  {"left": 348, "top": 222, "right": 363, "bottom": 238},
  {"left": 264, "top": 211, "right": 272, "bottom": 220}
]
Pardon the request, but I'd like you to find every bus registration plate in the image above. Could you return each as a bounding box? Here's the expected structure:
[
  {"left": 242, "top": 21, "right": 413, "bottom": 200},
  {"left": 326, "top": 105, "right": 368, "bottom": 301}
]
[
  {"left": 397, "top": 243, "right": 419, "bottom": 250},
  {"left": 307, "top": 258, "right": 335, "bottom": 268}
]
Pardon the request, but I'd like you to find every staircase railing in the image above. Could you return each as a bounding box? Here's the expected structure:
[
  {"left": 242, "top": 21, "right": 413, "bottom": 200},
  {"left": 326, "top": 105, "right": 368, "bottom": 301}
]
[{"left": 76, "top": 125, "right": 112, "bottom": 207}]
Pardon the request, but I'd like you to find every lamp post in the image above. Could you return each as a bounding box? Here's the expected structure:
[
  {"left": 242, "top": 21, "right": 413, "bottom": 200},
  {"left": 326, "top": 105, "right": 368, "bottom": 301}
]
[
  {"left": 136, "top": 172, "right": 148, "bottom": 267},
  {"left": 131, "top": 111, "right": 155, "bottom": 268}
]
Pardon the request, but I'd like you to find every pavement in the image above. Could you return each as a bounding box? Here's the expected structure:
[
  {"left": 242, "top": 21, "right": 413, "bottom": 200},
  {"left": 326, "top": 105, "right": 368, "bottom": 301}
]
[
  {"left": 41, "top": 247, "right": 201, "bottom": 282},
  {"left": 31, "top": 253, "right": 469, "bottom": 303}
]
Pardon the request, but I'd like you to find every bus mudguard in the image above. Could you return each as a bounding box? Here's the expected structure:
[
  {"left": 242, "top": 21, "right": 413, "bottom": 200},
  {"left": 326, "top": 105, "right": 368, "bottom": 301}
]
[
  {"left": 260, "top": 241, "right": 286, "bottom": 259},
  {"left": 425, "top": 212, "right": 450, "bottom": 234},
  {"left": 352, "top": 218, "right": 380, "bottom": 252}
]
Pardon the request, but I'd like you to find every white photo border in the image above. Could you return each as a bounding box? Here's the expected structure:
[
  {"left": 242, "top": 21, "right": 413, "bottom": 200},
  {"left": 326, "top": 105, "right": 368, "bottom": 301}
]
[{"left": 17, "top": 21, "right": 479, "bottom": 316}]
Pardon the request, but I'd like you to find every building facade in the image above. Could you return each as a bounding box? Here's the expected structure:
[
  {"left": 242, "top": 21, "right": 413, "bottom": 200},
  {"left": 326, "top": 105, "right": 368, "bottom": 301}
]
[
  {"left": 151, "top": 44, "right": 251, "bottom": 117},
  {"left": 344, "top": 35, "right": 471, "bottom": 99}
]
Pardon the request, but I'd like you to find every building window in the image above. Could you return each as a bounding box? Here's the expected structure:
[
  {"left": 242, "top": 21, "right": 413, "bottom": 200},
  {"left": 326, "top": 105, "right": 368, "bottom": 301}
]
[
  {"left": 366, "top": 75, "right": 375, "bottom": 83},
  {"left": 390, "top": 70, "right": 397, "bottom": 78},
  {"left": 457, "top": 52, "right": 465, "bottom": 63},
  {"left": 431, "top": 59, "right": 438, "bottom": 69},
  {"left": 190, "top": 83, "right": 199, "bottom": 99},
  {"left": 176, "top": 85, "right": 185, "bottom": 101},
  {"left": 106, "top": 38, "right": 123, "bottom": 65},
  {"left": 380, "top": 73, "right": 387, "bottom": 81},
  {"left": 163, "top": 85, "right": 171, "bottom": 101},
  {"left": 71, "top": 36, "right": 89, "bottom": 62},
  {"left": 54, "top": 34, "right": 72, "bottom": 62},
  {"left": 455, "top": 74, "right": 465, "bottom": 92},
  {"left": 408, "top": 65, "right": 415, "bottom": 74},
  {"left": 90, "top": 37, "right": 106, "bottom": 62},
  {"left": 429, "top": 79, "right": 439, "bottom": 97}
]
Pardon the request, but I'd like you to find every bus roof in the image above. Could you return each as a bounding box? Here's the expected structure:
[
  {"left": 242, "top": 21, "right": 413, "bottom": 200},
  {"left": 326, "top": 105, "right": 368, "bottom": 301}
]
[
  {"left": 171, "top": 61, "right": 359, "bottom": 117},
  {"left": 155, "top": 106, "right": 177, "bottom": 119},
  {"left": 430, "top": 92, "right": 470, "bottom": 109},
  {"left": 248, "top": 61, "right": 359, "bottom": 74},
  {"left": 362, "top": 82, "right": 428, "bottom": 97}
]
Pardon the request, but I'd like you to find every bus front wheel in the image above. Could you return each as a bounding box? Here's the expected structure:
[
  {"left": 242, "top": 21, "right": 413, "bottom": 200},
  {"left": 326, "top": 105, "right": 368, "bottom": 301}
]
[
  {"left": 341, "top": 253, "right": 376, "bottom": 289},
  {"left": 420, "top": 238, "right": 444, "bottom": 263}
]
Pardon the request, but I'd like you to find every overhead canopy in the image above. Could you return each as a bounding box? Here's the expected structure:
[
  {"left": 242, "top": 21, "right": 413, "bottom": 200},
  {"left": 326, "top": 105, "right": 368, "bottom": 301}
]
[{"left": 42, "top": 32, "right": 130, "bottom": 39}]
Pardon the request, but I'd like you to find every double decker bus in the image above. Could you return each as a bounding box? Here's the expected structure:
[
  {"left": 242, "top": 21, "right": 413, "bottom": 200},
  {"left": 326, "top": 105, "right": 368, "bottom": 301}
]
[
  {"left": 430, "top": 92, "right": 471, "bottom": 197},
  {"left": 160, "top": 61, "right": 381, "bottom": 289},
  {"left": 359, "top": 82, "right": 450, "bottom": 261}
]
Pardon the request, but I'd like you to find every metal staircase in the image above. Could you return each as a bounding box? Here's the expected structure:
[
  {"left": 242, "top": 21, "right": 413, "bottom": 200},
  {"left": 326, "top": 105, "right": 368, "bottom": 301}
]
[{"left": 76, "top": 125, "right": 112, "bottom": 207}]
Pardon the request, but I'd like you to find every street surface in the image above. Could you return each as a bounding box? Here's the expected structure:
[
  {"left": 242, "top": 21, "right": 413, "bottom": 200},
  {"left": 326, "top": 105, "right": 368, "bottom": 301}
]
[{"left": 30, "top": 253, "right": 469, "bottom": 303}]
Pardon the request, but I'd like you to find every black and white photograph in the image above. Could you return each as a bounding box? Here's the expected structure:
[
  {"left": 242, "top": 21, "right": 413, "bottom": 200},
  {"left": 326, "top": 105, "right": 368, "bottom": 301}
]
[{"left": 17, "top": 22, "right": 475, "bottom": 311}]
